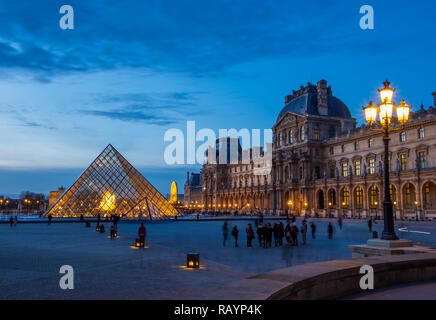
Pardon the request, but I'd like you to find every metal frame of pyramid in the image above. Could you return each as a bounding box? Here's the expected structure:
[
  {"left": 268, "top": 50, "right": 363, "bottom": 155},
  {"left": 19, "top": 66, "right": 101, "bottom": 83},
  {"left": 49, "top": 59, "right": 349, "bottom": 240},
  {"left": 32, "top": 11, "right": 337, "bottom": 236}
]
[{"left": 45, "top": 144, "right": 179, "bottom": 220}]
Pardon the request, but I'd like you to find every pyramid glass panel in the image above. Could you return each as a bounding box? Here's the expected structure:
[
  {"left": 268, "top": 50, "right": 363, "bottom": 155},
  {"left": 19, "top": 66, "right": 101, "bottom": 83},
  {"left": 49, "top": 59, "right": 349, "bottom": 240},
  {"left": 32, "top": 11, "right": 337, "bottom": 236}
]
[{"left": 45, "top": 144, "right": 179, "bottom": 220}]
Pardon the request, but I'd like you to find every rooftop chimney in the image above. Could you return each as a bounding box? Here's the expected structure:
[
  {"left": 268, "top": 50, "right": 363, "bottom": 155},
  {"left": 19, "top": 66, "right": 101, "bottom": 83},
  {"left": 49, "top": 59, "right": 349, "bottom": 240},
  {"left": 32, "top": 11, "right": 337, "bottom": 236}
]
[
  {"left": 433, "top": 92, "right": 436, "bottom": 108},
  {"left": 317, "top": 80, "right": 328, "bottom": 116}
]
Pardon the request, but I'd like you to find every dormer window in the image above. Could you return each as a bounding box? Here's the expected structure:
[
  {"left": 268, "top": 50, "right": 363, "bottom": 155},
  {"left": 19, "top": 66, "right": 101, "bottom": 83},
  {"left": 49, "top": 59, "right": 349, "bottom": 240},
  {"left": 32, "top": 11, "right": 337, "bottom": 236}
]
[
  {"left": 289, "top": 128, "right": 293, "bottom": 144},
  {"left": 300, "top": 126, "right": 305, "bottom": 141}
]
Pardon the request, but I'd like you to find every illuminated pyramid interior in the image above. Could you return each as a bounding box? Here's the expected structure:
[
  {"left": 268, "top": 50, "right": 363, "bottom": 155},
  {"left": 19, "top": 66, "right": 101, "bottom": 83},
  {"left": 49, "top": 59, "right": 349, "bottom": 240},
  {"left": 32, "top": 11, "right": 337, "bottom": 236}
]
[{"left": 46, "top": 144, "right": 179, "bottom": 219}]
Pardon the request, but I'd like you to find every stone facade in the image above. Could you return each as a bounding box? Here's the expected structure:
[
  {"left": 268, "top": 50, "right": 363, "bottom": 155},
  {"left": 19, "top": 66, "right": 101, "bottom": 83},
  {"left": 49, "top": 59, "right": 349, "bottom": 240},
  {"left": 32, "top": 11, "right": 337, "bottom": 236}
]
[{"left": 191, "top": 80, "right": 436, "bottom": 219}]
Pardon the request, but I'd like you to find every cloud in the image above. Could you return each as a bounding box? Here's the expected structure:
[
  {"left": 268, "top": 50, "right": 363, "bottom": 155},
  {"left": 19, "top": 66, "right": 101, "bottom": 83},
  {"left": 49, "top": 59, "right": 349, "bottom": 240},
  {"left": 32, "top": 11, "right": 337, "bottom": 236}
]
[
  {"left": 81, "top": 109, "right": 177, "bottom": 126},
  {"left": 0, "top": 0, "right": 409, "bottom": 80}
]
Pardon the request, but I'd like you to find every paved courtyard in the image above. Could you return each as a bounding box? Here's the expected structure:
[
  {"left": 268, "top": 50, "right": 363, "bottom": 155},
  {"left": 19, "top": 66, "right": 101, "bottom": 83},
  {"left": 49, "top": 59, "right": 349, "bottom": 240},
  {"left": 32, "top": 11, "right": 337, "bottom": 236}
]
[{"left": 1, "top": 218, "right": 436, "bottom": 299}]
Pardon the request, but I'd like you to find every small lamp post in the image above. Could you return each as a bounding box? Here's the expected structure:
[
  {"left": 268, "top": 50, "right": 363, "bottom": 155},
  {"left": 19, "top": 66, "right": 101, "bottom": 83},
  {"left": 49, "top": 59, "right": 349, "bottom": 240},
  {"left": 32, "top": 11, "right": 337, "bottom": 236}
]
[
  {"left": 414, "top": 201, "right": 419, "bottom": 221},
  {"left": 187, "top": 253, "right": 200, "bottom": 269},
  {"left": 287, "top": 199, "right": 293, "bottom": 220},
  {"left": 363, "top": 80, "right": 411, "bottom": 240},
  {"left": 328, "top": 202, "right": 332, "bottom": 218},
  {"left": 374, "top": 201, "right": 378, "bottom": 220}
]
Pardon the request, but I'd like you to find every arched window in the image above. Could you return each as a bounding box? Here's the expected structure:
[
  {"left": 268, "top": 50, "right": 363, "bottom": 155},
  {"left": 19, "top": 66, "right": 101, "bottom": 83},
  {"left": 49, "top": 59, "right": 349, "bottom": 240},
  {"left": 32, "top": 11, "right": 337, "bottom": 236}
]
[
  {"left": 300, "top": 126, "right": 305, "bottom": 141},
  {"left": 341, "top": 188, "right": 350, "bottom": 206},
  {"left": 369, "top": 185, "right": 378, "bottom": 206},
  {"left": 355, "top": 187, "right": 363, "bottom": 208},
  {"left": 289, "top": 128, "right": 293, "bottom": 144},
  {"left": 328, "top": 189, "right": 336, "bottom": 206}
]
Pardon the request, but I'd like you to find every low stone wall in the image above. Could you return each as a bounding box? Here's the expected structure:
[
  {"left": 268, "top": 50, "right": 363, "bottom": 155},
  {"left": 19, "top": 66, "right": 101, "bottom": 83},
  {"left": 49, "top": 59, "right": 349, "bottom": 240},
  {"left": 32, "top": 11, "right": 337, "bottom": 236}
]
[{"left": 206, "top": 253, "right": 436, "bottom": 300}]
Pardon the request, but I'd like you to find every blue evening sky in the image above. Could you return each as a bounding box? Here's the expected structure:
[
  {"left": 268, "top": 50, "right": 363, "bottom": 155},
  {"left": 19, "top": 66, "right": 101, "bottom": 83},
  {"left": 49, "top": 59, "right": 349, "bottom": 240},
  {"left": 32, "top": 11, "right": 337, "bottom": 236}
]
[{"left": 0, "top": 0, "right": 434, "bottom": 196}]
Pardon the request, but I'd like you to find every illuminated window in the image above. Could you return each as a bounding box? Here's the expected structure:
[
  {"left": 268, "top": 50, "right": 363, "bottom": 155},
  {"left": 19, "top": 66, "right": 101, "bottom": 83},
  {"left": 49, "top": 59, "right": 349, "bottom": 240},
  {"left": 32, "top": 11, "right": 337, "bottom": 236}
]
[
  {"left": 355, "top": 160, "right": 361, "bottom": 176},
  {"left": 369, "top": 186, "right": 378, "bottom": 206},
  {"left": 300, "top": 126, "right": 305, "bottom": 141},
  {"left": 342, "top": 162, "right": 348, "bottom": 177},
  {"left": 313, "top": 128, "right": 320, "bottom": 141},
  {"left": 400, "top": 131, "right": 406, "bottom": 142},
  {"left": 368, "top": 158, "right": 375, "bottom": 174},
  {"left": 354, "top": 141, "right": 359, "bottom": 151},
  {"left": 400, "top": 153, "right": 408, "bottom": 171},
  {"left": 328, "top": 189, "right": 337, "bottom": 206},
  {"left": 405, "top": 183, "right": 412, "bottom": 205},
  {"left": 419, "top": 127, "right": 425, "bottom": 139},
  {"left": 418, "top": 151, "right": 427, "bottom": 169},
  {"left": 355, "top": 187, "right": 363, "bottom": 208},
  {"left": 342, "top": 188, "right": 349, "bottom": 206}
]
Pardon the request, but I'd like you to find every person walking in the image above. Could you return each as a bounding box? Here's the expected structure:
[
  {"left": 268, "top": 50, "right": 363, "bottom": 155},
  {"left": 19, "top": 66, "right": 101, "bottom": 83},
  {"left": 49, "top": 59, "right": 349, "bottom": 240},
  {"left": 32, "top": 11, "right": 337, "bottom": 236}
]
[
  {"left": 301, "top": 220, "right": 308, "bottom": 245},
  {"left": 222, "top": 221, "right": 229, "bottom": 247},
  {"left": 285, "top": 222, "right": 292, "bottom": 245},
  {"left": 246, "top": 223, "right": 254, "bottom": 247},
  {"left": 273, "top": 223, "right": 279, "bottom": 246},
  {"left": 14, "top": 216, "right": 18, "bottom": 227},
  {"left": 138, "top": 222, "right": 146, "bottom": 247},
  {"left": 9, "top": 216, "right": 13, "bottom": 228},
  {"left": 278, "top": 222, "right": 285, "bottom": 246},
  {"left": 113, "top": 214, "right": 120, "bottom": 232},
  {"left": 338, "top": 216, "right": 343, "bottom": 230},
  {"left": 310, "top": 221, "right": 316, "bottom": 239},
  {"left": 265, "top": 223, "right": 273, "bottom": 248},
  {"left": 328, "top": 222, "right": 334, "bottom": 239},
  {"left": 48, "top": 214, "right": 52, "bottom": 226},
  {"left": 256, "top": 224, "right": 264, "bottom": 247},
  {"left": 231, "top": 225, "right": 239, "bottom": 247},
  {"left": 291, "top": 223, "right": 299, "bottom": 246},
  {"left": 368, "top": 218, "right": 373, "bottom": 232}
]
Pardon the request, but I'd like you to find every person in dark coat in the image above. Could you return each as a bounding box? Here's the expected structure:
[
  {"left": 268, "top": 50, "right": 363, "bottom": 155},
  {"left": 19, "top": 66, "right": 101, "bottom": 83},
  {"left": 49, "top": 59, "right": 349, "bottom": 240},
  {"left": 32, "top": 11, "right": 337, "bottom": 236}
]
[
  {"left": 368, "top": 218, "right": 373, "bottom": 232},
  {"left": 222, "top": 221, "right": 229, "bottom": 247},
  {"left": 310, "top": 221, "right": 316, "bottom": 239},
  {"left": 278, "top": 222, "right": 285, "bottom": 246},
  {"left": 301, "top": 220, "right": 308, "bottom": 245},
  {"left": 138, "top": 222, "right": 146, "bottom": 246},
  {"left": 48, "top": 214, "right": 52, "bottom": 225},
  {"left": 265, "top": 223, "right": 273, "bottom": 248},
  {"left": 9, "top": 216, "right": 13, "bottom": 228},
  {"left": 273, "top": 223, "right": 279, "bottom": 246},
  {"left": 231, "top": 225, "right": 239, "bottom": 247},
  {"left": 291, "top": 223, "right": 299, "bottom": 246},
  {"left": 285, "top": 222, "right": 292, "bottom": 245},
  {"left": 256, "top": 224, "right": 264, "bottom": 247},
  {"left": 246, "top": 223, "right": 254, "bottom": 247},
  {"left": 328, "top": 222, "right": 334, "bottom": 239}
]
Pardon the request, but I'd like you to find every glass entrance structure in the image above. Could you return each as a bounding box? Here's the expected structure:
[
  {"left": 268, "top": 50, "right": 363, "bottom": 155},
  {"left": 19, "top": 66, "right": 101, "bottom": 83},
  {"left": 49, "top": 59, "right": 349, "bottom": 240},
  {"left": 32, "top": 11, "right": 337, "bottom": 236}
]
[{"left": 45, "top": 144, "right": 179, "bottom": 220}]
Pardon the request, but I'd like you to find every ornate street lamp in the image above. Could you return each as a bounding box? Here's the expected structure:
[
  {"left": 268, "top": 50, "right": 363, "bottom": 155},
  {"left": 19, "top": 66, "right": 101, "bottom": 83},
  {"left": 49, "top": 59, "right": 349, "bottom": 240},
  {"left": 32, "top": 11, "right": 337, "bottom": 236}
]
[
  {"left": 363, "top": 80, "right": 411, "bottom": 240},
  {"left": 287, "top": 199, "right": 293, "bottom": 220}
]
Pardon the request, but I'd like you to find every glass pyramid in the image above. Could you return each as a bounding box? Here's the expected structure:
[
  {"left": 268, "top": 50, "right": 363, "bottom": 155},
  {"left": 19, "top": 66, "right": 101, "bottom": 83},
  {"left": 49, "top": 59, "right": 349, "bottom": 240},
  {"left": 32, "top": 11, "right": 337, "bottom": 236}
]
[{"left": 45, "top": 144, "right": 179, "bottom": 220}]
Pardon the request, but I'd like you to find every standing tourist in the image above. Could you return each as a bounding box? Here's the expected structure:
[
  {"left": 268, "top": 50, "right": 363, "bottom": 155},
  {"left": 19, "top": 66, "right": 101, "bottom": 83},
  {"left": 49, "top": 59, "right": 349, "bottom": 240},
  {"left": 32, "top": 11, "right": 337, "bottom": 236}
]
[
  {"left": 231, "top": 225, "right": 239, "bottom": 248},
  {"left": 310, "top": 221, "right": 316, "bottom": 239},
  {"left": 367, "top": 218, "right": 373, "bottom": 232},
  {"left": 278, "top": 222, "right": 285, "bottom": 246},
  {"left": 285, "top": 222, "right": 292, "bottom": 245},
  {"left": 291, "top": 223, "right": 299, "bottom": 246},
  {"left": 273, "top": 223, "right": 279, "bottom": 246},
  {"left": 301, "top": 220, "right": 308, "bottom": 245},
  {"left": 48, "top": 214, "right": 52, "bottom": 226},
  {"left": 256, "top": 224, "right": 264, "bottom": 247},
  {"left": 328, "top": 222, "right": 334, "bottom": 239},
  {"left": 14, "top": 216, "right": 18, "bottom": 227},
  {"left": 138, "top": 222, "right": 146, "bottom": 247},
  {"left": 265, "top": 223, "right": 273, "bottom": 248},
  {"left": 246, "top": 223, "right": 254, "bottom": 247},
  {"left": 222, "top": 221, "right": 229, "bottom": 247},
  {"left": 338, "top": 216, "right": 343, "bottom": 230},
  {"left": 9, "top": 216, "right": 13, "bottom": 228}
]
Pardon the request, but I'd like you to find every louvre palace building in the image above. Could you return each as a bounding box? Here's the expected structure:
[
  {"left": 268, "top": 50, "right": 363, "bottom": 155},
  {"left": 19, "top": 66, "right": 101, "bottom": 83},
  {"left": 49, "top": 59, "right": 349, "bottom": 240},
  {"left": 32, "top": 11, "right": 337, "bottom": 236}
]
[{"left": 187, "top": 80, "right": 436, "bottom": 220}]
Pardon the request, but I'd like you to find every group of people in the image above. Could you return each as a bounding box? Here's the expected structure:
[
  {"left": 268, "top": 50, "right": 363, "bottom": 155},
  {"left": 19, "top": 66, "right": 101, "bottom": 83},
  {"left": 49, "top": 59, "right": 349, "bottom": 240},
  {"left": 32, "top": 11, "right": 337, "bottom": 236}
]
[
  {"left": 222, "top": 219, "right": 340, "bottom": 248},
  {"left": 8, "top": 216, "right": 18, "bottom": 227}
]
